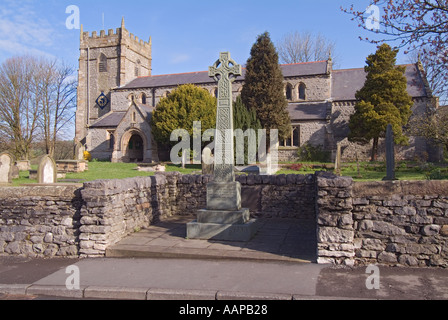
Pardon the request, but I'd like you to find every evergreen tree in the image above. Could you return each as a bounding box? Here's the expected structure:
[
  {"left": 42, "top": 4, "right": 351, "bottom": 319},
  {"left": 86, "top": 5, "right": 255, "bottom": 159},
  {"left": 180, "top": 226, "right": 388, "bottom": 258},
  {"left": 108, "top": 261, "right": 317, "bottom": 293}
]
[
  {"left": 233, "top": 95, "right": 261, "bottom": 164},
  {"left": 233, "top": 95, "right": 261, "bottom": 132},
  {"left": 241, "top": 32, "right": 291, "bottom": 144},
  {"left": 348, "top": 44, "right": 413, "bottom": 161},
  {"left": 151, "top": 84, "right": 216, "bottom": 147}
]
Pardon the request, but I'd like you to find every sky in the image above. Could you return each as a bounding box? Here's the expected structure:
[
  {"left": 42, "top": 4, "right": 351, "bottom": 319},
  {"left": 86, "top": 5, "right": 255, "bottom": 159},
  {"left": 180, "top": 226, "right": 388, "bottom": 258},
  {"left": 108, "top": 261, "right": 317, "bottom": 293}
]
[{"left": 0, "top": 0, "right": 412, "bottom": 76}]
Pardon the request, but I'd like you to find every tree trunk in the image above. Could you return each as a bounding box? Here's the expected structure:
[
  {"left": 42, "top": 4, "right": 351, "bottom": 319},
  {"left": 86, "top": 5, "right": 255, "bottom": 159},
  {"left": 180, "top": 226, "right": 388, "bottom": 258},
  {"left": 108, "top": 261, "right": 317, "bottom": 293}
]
[{"left": 370, "top": 137, "right": 379, "bottom": 162}]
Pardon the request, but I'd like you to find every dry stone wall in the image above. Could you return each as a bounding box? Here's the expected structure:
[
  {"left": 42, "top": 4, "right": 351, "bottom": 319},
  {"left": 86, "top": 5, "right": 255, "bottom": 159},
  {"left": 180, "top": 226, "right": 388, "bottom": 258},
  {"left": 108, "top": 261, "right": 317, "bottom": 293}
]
[
  {"left": 1, "top": 172, "right": 448, "bottom": 268},
  {"left": 352, "top": 181, "right": 448, "bottom": 268},
  {"left": 0, "top": 185, "right": 82, "bottom": 257}
]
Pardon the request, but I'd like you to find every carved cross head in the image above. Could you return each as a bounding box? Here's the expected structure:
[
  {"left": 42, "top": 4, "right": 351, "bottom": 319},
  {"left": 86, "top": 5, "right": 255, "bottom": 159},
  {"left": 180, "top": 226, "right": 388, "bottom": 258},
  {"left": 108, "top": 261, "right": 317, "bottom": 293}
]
[{"left": 209, "top": 52, "right": 242, "bottom": 83}]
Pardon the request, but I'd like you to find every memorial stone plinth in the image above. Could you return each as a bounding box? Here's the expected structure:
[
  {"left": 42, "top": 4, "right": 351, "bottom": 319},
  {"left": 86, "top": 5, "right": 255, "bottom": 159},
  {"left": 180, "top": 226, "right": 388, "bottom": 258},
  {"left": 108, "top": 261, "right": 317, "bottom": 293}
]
[{"left": 187, "top": 52, "right": 258, "bottom": 241}]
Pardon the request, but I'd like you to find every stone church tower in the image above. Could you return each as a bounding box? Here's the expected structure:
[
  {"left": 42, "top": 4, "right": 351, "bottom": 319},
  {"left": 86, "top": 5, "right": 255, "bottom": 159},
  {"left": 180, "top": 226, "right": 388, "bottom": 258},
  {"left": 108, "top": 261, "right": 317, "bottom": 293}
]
[{"left": 75, "top": 18, "right": 152, "bottom": 145}]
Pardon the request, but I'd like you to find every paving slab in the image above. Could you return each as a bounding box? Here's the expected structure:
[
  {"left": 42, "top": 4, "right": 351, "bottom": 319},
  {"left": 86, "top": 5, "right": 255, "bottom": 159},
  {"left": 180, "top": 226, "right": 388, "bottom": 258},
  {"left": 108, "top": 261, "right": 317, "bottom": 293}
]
[{"left": 106, "top": 216, "right": 317, "bottom": 263}]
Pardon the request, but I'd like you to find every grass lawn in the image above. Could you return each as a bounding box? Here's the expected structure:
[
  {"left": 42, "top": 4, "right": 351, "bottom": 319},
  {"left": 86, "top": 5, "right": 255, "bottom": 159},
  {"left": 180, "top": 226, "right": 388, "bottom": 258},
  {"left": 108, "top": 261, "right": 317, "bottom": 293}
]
[
  {"left": 63, "top": 162, "right": 202, "bottom": 182},
  {"left": 11, "top": 160, "right": 446, "bottom": 186},
  {"left": 276, "top": 161, "right": 433, "bottom": 181}
]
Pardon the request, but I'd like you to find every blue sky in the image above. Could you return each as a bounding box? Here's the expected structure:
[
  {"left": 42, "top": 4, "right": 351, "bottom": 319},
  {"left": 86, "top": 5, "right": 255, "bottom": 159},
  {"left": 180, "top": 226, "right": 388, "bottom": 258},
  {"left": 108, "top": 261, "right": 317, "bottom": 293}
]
[{"left": 0, "top": 0, "right": 410, "bottom": 76}]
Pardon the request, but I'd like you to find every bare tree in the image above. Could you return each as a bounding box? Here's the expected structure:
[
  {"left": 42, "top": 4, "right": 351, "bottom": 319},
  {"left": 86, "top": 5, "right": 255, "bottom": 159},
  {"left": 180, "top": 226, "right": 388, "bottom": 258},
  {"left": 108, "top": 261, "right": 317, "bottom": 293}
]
[
  {"left": 277, "top": 31, "right": 336, "bottom": 65},
  {"left": 408, "top": 48, "right": 448, "bottom": 105},
  {"left": 0, "top": 56, "right": 40, "bottom": 160},
  {"left": 0, "top": 56, "right": 76, "bottom": 160},
  {"left": 36, "top": 58, "right": 77, "bottom": 157},
  {"left": 342, "top": 1, "right": 448, "bottom": 95}
]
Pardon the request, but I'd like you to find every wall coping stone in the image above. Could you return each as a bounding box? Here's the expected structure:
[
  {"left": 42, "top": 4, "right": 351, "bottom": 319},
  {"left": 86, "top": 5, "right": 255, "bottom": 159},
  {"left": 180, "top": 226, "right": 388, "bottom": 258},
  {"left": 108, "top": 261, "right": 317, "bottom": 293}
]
[{"left": 354, "top": 180, "right": 448, "bottom": 197}]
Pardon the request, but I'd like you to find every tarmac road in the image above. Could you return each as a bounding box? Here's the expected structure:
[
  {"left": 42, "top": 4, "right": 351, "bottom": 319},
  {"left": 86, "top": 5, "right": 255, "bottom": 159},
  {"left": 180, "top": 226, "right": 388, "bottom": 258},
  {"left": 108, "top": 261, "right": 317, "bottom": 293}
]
[{"left": 1, "top": 256, "right": 448, "bottom": 301}]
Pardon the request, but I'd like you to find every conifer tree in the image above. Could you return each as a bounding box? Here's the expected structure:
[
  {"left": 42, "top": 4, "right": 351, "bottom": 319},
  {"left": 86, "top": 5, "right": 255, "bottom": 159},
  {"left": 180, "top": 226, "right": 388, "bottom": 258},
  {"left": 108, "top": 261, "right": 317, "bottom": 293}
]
[
  {"left": 348, "top": 43, "right": 413, "bottom": 161},
  {"left": 233, "top": 95, "right": 261, "bottom": 164},
  {"left": 241, "top": 32, "right": 291, "bottom": 144},
  {"left": 233, "top": 95, "right": 261, "bottom": 132},
  {"left": 151, "top": 84, "right": 216, "bottom": 147}
]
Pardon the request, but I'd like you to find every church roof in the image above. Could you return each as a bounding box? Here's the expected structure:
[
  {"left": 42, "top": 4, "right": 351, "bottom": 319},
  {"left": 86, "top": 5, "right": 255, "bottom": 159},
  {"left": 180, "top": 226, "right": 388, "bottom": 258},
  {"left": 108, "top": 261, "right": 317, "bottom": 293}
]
[
  {"left": 288, "top": 102, "right": 330, "bottom": 121},
  {"left": 89, "top": 112, "right": 126, "bottom": 128},
  {"left": 331, "top": 64, "right": 428, "bottom": 101},
  {"left": 119, "top": 61, "right": 329, "bottom": 90}
]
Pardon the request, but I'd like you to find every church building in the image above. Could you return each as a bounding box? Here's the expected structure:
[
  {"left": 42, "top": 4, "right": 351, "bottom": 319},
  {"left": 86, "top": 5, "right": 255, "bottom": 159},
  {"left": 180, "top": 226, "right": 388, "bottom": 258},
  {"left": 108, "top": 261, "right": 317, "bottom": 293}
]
[{"left": 75, "top": 21, "right": 440, "bottom": 164}]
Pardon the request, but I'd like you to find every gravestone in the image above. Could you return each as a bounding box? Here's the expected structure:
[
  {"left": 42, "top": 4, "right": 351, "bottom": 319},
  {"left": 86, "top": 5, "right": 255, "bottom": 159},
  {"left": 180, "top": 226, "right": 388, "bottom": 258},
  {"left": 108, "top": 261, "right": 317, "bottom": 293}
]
[
  {"left": 202, "top": 147, "right": 214, "bottom": 175},
  {"left": 383, "top": 124, "right": 397, "bottom": 181},
  {"left": 187, "top": 52, "right": 258, "bottom": 241},
  {"left": 37, "top": 155, "right": 57, "bottom": 184},
  {"left": 16, "top": 160, "right": 31, "bottom": 171},
  {"left": 74, "top": 139, "right": 85, "bottom": 161},
  {"left": 334, "top": 143, "right": 342, "bottom": 176},
  {"left": 0, "top": 152, "right": 14, "bottom": 185}
]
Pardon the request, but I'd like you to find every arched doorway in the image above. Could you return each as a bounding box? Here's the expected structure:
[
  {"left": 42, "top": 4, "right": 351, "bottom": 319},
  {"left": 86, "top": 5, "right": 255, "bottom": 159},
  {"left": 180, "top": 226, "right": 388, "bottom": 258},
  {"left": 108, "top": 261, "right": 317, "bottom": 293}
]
[{"left": 127, "top": 133, "right": 144, "bottom": 162}]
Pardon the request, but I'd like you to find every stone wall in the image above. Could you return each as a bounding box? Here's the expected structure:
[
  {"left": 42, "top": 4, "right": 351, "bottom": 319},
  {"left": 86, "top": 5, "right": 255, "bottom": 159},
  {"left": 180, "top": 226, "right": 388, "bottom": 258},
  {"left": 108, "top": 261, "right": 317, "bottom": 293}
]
[
  {"left": 1, "top": 173, "right": 448, "bottom": 268},
  {"left": 0, "top": 173, "right": 316, "bottom": 258},
  {"left": 352, "top": 180, "right": 448, "bottom": 268},
  {"left": 316, "top": 173, "right": 448, "bottom": 268},
  {"left": 79, "top": 176, "right": 171, "bottom": 257},
  {"left": 0, "top": 185, "right": 83, "bottom": 257}
]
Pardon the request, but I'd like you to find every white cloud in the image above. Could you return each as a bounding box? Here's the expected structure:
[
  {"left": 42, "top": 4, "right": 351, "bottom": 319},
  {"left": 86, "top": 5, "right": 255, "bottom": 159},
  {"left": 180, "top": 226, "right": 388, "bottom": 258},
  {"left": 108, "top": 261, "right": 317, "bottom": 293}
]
[
  {"left": 170, "top": 53, "right": 191, "bottom": 64},
  {"left": 0, "top": 0, "right": 57, "bottom": 59},
  {"left": 0, "top": 39, "right": 56, "bottom": 60}
]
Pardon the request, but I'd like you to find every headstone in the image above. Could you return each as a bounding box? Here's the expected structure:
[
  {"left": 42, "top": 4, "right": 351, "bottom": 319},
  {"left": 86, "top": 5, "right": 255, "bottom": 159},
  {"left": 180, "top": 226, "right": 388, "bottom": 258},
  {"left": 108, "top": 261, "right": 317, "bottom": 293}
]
[
  {"left": 37, "top": 155, "right": 57, "bottom": 184},
  {"left": 0, "top": 152, "right": 14, "bottom": 185},
  {"left": 334, "top": 143, "right": 342, "bottom": 176},
  {"left": 202, "top": 147, "right": 214, "bottom": 175},
  {"left": 383, "top": 124, "right": 397, "bottom": 181},
  {"left": 187, "top": 52, "right": 258, "bottom": 241},
  {"left": 16, "top": 160, "right": 31, "bottom": 171},
  {"left": 74, "top": 139, "right": 85, "bottom": 161}
]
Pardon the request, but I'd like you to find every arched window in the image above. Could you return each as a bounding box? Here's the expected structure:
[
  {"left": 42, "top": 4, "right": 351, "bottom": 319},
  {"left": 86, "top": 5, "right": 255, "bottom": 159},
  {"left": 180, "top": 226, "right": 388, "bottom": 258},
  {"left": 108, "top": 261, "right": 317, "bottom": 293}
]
[
  {"left": 299, "top": 83, "right": 306, "bottom": 100},
  {"left": 99, "top": 54, "right": 107, "bottom": 73},
  {"left": 286, "top": 83, "right": 293, "bottom": 101},
  {"left": 141, "top": 93, "right": 147, "bottom": 105},
  {"left": 214, "top": 88, "right": 218, "bottom": 98},
  {"left": 109, "top": 132, "right": 115, "bottom": 150},
  {"left": 293, "top": 127, "right": 300, "bottom": 147}
]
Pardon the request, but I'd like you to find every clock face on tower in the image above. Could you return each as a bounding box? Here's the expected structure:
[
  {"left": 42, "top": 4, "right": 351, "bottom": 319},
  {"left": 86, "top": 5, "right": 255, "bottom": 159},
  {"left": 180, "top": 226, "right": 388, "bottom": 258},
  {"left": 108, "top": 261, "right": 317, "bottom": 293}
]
[{"left": 96, "top": 93, "right": 109, "bottom": 109}]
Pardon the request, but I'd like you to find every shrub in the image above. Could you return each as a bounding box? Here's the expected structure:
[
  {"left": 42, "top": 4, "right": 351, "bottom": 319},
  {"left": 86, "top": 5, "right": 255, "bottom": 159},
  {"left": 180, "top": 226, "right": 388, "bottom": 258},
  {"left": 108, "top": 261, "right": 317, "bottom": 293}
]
[
  {"left": 84, "top": 151, "right": 92, "bottom": 162},
  {"left": 290, "top": 163, "right": 303, "bottom": 171},
  {"left": 297, "top": 143, "right": 330, "bottom": 162}
]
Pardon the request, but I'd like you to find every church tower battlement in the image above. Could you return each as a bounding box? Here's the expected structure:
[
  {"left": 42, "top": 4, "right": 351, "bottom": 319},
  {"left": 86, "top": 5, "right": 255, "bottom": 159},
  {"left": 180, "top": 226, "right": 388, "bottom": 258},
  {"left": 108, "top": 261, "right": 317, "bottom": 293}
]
[{"left": 76, "top": 18, "right": 152, "bottom": 143}]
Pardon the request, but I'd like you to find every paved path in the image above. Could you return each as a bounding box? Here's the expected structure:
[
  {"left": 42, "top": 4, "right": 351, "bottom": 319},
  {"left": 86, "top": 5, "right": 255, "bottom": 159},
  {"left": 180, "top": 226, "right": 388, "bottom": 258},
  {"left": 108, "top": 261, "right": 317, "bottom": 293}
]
[
  {"left": 1, "top": 256, "right": 448, "bottom": 301},
  {"left": 1, "top": 217, "right": 448, "bottom": 301},
  {"left": 107, "top": 216, "right": 317, "bottom": 263}
]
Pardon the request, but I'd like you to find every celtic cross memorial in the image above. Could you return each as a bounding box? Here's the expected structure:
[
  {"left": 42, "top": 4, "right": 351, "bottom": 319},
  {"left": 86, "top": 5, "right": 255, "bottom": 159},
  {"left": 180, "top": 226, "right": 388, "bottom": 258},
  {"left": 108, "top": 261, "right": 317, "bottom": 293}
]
[
  {"left": 186, "top": 52, "right": 258, "bottom": 241},
  {"left": 208, "top": 52, "right": 241, "bottom": 182}
]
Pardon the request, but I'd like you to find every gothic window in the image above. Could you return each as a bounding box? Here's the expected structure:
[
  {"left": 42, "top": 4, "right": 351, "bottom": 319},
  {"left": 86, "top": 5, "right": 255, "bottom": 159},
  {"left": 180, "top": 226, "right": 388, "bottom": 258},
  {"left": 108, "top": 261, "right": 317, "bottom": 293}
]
[
  {"left": 293, "top": 127, "right": 300, "bottom": 147},
  {"left": 286, "top": 83, "right": 293, "bottom": 101},
  {"left": 299, "top": 83, "right": 306, "bottom": 100},
  {"left": 214, "top": 88, "right": 218, "bottom": 98},
  {"left": 141, "top": 93, "right": 147, "bottom": 105},
  {"left": 108, "top": 131, "right": 115, "bottom": 150},
  {"left": 283, "top": 126, "right": 300, "bottom": 147},
  {"left": 99, "top": 54, "right": 107, "bottom": 73}
]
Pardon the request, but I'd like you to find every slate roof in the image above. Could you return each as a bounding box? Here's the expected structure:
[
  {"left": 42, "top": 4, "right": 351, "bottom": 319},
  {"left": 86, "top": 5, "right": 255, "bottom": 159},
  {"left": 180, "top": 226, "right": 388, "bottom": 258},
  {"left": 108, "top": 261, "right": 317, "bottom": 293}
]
[
  {"left": 119, "top": 61, "right": 329, "bottom": 90},
  {"left": 89, "top": 112, "right": 126, "bottom": 128},
  {"left": 288, "top": 102, "right": 330, "bottom": 121},
  {"left": 331, "top": 64, "right": 428, "bottom": 101}
]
